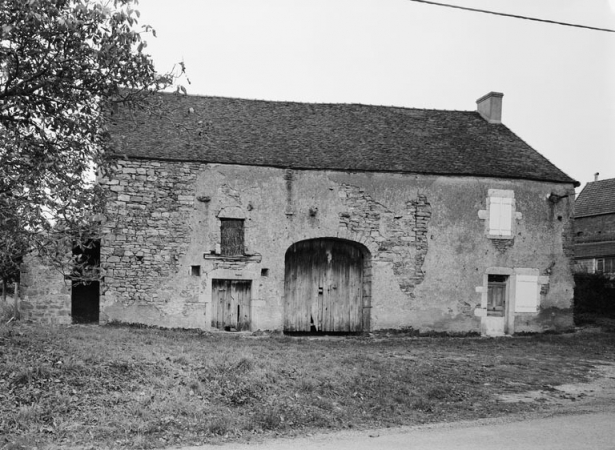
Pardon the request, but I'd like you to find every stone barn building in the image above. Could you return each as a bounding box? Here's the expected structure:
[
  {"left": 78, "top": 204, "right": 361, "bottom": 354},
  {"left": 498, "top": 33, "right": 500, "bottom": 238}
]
[{"left": 21, "top": 92, "right": 579, "bottom": 336}]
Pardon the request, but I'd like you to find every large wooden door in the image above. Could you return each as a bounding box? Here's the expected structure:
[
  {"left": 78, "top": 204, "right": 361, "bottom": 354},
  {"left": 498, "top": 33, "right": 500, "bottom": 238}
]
[
  {"left": 284, "top": 239, "right": 363, "bottom": 332},
  {"left": 212, "top": 280, "right": 251, "bottom": 331}
]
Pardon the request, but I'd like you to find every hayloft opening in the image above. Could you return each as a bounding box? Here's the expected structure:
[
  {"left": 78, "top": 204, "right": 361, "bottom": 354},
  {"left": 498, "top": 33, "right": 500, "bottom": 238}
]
[{"left": 220, "top": 219, "right": 244, "bottom": 256}]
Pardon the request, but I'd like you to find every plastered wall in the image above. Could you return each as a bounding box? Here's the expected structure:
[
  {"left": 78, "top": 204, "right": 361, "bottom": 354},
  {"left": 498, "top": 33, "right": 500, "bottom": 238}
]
[
  {"left": 99, "top": 159, "right": 575, "bottom": 333},
  {"left": 575, "top": 214, "right": 615, "bottom": 244}
]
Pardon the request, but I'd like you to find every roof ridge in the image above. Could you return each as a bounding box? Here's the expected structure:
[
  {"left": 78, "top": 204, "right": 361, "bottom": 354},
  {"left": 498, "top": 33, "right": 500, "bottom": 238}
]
[{"left": 153, "top": 91, "right": 478, "bottom": 114}]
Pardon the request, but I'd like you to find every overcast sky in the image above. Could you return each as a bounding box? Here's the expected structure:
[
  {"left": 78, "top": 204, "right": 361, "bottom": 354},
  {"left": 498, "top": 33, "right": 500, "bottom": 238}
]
[{"left": 136, "top": 0, "right": 615, "bottom": 191}]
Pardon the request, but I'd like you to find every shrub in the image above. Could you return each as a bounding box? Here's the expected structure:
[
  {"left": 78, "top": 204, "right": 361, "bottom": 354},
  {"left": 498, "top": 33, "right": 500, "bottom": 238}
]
[{"left": 574, "top": 273, "right": 615, "bottom": 324}]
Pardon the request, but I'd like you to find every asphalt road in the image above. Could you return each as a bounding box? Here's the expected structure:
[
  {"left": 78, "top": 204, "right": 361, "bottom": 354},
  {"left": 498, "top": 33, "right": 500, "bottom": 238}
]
[{"left": 174, "top": 411, "right": 615, "bottom": 450}]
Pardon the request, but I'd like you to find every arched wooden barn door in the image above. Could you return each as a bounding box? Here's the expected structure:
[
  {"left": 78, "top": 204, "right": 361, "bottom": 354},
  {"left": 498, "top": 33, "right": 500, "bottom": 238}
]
[{"left": 284, "top": 238, "right": 365, "bottom": 333}]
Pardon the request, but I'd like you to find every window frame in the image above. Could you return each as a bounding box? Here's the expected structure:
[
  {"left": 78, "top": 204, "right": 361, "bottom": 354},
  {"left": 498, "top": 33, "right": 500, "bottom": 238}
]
[{"left": 596, "top": 258, "right": 605, "bottom": 273}]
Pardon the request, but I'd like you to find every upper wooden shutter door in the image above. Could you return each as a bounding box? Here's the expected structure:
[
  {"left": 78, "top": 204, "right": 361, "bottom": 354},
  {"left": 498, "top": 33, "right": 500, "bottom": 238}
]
[{"left": 220, "top": 219, "right": 244, "bottom": 255}]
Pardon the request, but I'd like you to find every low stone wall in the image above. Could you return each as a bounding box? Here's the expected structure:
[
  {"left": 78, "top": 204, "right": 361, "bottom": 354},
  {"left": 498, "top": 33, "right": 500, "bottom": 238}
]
[{"left": 19, "top": 254, "right": 72, "bottom": 324}]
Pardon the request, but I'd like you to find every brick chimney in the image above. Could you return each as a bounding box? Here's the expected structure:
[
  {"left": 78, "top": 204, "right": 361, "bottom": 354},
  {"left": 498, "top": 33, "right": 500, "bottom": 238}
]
[{"left": 476, "top": 92, "right": 504, "bottom": 124}]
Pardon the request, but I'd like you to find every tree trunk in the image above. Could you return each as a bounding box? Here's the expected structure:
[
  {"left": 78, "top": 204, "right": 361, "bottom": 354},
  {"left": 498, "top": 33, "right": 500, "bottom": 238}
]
[{"left": 14, "top": 281, "right": 20, "bottom": 319}]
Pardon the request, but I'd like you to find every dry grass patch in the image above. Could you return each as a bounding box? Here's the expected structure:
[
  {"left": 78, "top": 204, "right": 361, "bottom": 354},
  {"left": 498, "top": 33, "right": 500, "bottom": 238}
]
[{"left": 1, "top": 323, "right": 614, "bottom": 449}]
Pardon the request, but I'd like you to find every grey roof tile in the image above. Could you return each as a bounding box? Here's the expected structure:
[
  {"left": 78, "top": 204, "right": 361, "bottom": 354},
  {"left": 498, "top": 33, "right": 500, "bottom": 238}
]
[
  {"left": 110, "top": 93, "right": 577, "bottom": 186},
  {"left": 574, "top": 178, "right": 615, "bottom": 217}
]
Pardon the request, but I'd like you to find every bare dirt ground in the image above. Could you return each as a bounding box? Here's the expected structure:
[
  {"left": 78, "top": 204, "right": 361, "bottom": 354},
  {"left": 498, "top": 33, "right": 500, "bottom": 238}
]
[{"left": 496, "top": 360, "right": 615, "bottom": 408}]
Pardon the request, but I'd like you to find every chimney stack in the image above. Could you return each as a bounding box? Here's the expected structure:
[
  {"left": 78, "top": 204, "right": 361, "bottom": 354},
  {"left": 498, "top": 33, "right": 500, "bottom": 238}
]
[
  {"left": 476, "top": 92, "right": 504, "bottom": 124},
  {"left": 594, "top": 172, "right": 600, "bottom": 182}
]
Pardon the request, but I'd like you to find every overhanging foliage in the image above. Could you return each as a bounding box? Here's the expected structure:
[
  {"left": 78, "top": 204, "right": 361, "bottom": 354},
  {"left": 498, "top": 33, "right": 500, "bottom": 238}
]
[{"left": 0, "top": 0, "right": 184, "bottom": 280}]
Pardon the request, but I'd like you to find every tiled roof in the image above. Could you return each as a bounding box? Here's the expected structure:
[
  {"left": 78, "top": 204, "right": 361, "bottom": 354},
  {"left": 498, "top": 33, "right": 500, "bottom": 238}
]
[
  {"left": 574, "top": 178, "right": 615, "bottom": 217},
  {"left": 110, "top": 93, "right": 577, "bottom": 185}
]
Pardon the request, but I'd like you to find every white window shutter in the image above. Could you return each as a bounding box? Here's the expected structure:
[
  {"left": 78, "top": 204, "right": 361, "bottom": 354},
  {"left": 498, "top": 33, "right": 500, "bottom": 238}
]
[
  {"left": 489, "top": 196, "right": 512, "bottom": 236},
  {"left": 515, "top": 275, "right": 539, "bottom": 312},
  {"left": 489, "top": 197, "right": 502, "bottom": 234},
  {"left": 499, "top": 197, "right": 513, "bottom": 235}
]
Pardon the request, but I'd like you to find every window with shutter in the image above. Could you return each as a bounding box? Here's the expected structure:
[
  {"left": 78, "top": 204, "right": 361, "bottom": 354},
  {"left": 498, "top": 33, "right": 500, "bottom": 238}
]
[
  {"left": 489, "top": 196, "right": 513, "bottom": 236},
  {"left": 482, "top": 189, "right": 516, "bottom": 239}
]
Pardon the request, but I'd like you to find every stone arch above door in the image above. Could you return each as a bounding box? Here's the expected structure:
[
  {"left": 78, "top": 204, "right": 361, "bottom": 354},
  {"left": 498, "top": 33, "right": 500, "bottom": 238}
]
[{"left": 335, "top": 228, "right": 379, "bottom": 256}]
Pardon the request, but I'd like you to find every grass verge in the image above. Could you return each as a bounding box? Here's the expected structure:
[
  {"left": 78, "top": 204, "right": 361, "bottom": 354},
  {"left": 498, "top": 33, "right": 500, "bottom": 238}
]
[{"left": 1, "top": 323, "right": 614, "bottom": 449}]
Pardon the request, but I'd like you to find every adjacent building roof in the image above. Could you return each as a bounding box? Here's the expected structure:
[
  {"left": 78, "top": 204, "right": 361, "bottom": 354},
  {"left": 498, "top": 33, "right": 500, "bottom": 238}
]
[
  {"left": 110, "top": 93, "right": 577, "bottom": 186},
  {"left": 574, "top": 178, "right": 615, "bottom": 217}
]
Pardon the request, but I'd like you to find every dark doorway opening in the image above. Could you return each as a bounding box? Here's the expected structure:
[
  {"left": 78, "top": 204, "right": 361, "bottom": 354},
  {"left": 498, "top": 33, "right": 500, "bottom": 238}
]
[{"left": 72, "top": 240, "right": 100, "bottom": 324}]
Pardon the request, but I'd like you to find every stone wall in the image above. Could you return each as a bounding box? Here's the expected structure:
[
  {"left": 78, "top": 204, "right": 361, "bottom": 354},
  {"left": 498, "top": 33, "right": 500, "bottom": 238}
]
[
  {"left": 338, "top": 184, "right": 430, "bottom": 298},
  {"left": 19, "top": 253, "right": 72, "bottom": 324},
  {"left": 98, "top": 159, "right": 576, "bottom": 334},
  {"left": 101, "top": 161, "right": 198, "bottom": 304}
]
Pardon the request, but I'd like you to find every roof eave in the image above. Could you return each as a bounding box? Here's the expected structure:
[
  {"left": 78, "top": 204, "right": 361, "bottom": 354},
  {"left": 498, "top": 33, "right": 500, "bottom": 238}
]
[{"left": 110, "top": 153, "right": 579, "bottom": 186}]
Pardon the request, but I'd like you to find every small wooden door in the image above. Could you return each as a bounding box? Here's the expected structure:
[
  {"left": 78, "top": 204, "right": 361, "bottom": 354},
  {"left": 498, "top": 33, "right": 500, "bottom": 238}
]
[
  {"left": 284, "top": 239, "right": 363, "bottom": 333},
  {"left": 487, "top": 274, "right": 508, "bottom": 317},
  {"left": 212, "top": 280, "right": 251, "bottom": 331},
  {"left": 484, "top": 275, "right": 508, "bottom": 336},
  {"left": 487, "top": 282, "right": 506, "bottom": 316}
]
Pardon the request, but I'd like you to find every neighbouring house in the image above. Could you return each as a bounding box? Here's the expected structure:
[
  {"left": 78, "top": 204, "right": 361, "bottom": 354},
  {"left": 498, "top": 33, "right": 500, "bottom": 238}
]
[
  {"left": 19, "top": 92, "right": 579, "bottom": 336},
  {"left": 573, "top": 176, "right": 615, "bottom": 275}
]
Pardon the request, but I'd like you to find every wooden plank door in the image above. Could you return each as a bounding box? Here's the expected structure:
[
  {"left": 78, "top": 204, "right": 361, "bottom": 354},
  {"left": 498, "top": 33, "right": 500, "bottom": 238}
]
[
  {"left": 212, "top": 279, "right": 251, "bottom": 331},
  {"left": 487, "top": 282, "right": 506, "bottom": 316},
  {"left": 284, "top": 239, "right": 363, "bottom": 332}
]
